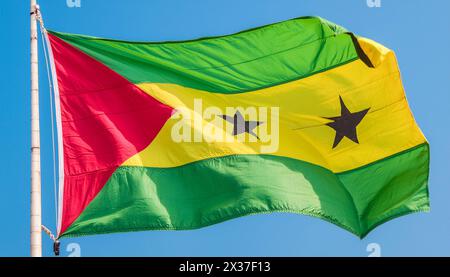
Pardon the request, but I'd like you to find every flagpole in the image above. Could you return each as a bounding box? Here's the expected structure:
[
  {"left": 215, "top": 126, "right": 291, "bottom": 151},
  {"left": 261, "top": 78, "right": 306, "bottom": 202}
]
[{"left": 30, "top": 0, "right": 42, "bottom": 257}]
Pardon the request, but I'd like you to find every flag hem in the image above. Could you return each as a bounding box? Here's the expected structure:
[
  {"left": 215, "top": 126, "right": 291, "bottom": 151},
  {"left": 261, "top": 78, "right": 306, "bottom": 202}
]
[
  {"left": 59, "top": 207, "right": 430, "bottom": 240},
  {"left": 44, "top": 29, "right": 65, "bottom": 237}
]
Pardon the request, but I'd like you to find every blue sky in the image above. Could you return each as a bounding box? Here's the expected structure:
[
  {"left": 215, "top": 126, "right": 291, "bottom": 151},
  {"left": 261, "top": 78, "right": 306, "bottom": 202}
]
[{"left": 1, "top": 0, "right": 449, "bottom": 257}]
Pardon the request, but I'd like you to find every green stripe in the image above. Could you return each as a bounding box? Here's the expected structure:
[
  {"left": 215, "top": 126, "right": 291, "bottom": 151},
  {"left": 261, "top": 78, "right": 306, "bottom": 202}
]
[
  {"left": 61, "top": 144, "right": 429, "bottom": 238},
  {"left": 48, "top": 17, "right": 359, "bottom": 93}
]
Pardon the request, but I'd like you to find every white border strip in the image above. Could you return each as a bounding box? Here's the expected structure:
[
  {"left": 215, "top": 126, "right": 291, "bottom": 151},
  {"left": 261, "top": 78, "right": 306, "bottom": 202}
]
[{"left": 44, "top": 30, "right": 65, "bottom": 236}]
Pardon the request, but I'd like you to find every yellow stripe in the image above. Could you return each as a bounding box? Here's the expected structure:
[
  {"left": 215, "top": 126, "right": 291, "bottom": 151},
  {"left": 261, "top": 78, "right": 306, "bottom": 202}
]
[{"left": 123, "top": 38, "right": 426, "bottom": 172}]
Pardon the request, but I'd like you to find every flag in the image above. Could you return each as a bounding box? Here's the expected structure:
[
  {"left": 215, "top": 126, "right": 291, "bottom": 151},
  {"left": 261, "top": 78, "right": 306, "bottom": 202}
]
[{"left": 47, "top": 16, "right": 429, "bottom": 238}]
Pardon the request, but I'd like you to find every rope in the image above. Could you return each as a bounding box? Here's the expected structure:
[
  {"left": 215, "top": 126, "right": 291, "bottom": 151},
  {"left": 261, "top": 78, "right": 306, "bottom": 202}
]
[
  {"left": 41, "top": 225, "right": 57, "bottom": 242},
  {"left": 37, "top": 7, "right": 59, "bottom": 227},
  {"left": 36, "top": 6, "right": 61, "bottom": 257},
  {"left": 42, "top": 225, "right": 60, "bottom": 256}
]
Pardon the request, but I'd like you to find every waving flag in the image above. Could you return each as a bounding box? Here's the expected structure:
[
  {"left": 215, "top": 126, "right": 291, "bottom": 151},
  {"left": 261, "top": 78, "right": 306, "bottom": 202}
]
[{"left": 47, "top": 16, "right": 429, "bottom": 238}]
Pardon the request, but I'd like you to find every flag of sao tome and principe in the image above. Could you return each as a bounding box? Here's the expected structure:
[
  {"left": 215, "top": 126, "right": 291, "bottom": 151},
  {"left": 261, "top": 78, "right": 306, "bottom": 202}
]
[{"left": 45, "top": 16, "right": 430, "bottom": 239}]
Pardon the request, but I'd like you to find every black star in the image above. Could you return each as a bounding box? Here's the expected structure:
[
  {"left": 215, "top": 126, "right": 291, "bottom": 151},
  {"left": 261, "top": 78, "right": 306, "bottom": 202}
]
[
  {"left": 220, "top": 110, "right": 263, "bottom": 139},
  {"left": 325, "top": 96, "right": 370, "bottom": 148}
]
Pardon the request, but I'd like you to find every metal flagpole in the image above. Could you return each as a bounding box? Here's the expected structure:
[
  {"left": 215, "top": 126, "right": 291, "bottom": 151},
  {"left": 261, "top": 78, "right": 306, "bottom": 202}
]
[{"left": 30, "top": 0, "right": 42, "bottom": 257}]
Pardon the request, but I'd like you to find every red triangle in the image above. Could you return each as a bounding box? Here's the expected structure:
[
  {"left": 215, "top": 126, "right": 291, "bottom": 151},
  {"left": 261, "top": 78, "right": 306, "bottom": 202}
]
[{"left": 48, "top": 34, "right": 173, "bottom": 235}]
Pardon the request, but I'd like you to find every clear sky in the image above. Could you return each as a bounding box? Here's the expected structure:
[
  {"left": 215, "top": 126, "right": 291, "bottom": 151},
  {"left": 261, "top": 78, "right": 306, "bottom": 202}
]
[{"left": 1, "top": 0, "right": 449, "bottom": 257}]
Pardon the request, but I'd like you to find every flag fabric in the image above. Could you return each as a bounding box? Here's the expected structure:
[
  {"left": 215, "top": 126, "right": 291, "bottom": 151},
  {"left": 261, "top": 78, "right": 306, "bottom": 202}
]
[{"left": 47, "top": 16, "right": 429, "bottom": 239}]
